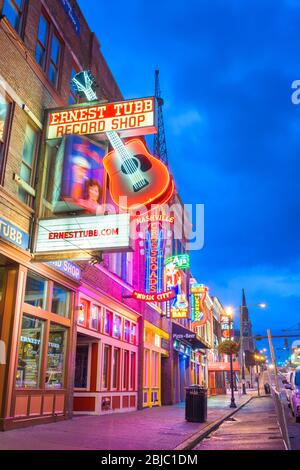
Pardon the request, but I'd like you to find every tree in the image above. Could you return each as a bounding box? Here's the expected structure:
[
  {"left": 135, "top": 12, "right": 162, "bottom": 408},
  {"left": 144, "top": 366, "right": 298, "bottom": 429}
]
[
  {"left": 218, "top": 340, "right": 240, "bottom": 409},
  {"left": 218, "top": 340, "right": 240, "bottom": 356}
]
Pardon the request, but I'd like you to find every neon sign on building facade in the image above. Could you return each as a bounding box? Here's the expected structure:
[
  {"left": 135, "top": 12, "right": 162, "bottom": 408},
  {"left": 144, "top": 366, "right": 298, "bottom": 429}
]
[
  {"left": 191, "top": 284, "right": 209, "bottom": 326},
  {"left": 165, "top": 256, "right": 189, "bottom": 319},
  {"left": 145, "top": 223, "right": 165, "bottom": 295}
]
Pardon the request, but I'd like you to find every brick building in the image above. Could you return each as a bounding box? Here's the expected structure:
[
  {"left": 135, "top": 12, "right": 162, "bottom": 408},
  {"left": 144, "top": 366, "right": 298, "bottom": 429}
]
[
  {"left": 0, "top": 0, "right": 222, "bottom": 432},
  {"left": 0, "top": 0, "right": 194, "bottom": 431}
]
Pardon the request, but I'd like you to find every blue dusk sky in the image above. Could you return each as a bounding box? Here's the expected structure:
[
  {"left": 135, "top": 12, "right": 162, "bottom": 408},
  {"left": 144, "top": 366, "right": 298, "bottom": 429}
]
[{"left": 78, "top": 0, "right": 300, "bottom": 360}]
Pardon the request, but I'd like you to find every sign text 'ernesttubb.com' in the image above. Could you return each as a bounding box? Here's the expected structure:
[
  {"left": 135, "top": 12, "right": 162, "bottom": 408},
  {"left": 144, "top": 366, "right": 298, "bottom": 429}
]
[{"left": 35, "top": 214, "right": 131, "bottom": 255}]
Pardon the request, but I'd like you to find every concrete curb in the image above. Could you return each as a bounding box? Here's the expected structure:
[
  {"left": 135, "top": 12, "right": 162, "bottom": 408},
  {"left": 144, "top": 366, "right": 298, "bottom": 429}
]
[{"left": 174, "top": 396, "right": 253, "bottom": 451}]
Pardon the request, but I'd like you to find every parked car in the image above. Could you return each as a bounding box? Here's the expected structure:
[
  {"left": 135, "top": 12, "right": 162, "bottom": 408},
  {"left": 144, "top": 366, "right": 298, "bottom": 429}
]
[
  {"left": 283, "top": 371, "right": 294, "bottom": 404},
  {"left": 285, "top": 369, "right": 300, "bottom": 423}
]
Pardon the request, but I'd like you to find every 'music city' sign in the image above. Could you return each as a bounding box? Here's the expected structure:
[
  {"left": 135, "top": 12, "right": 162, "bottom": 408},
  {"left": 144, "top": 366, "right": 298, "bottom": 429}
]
[
  {"left": 35, "top": 214, "right": 131, "bottom": 257},
  {"left": 46, "top": 97, "right": 157, "bottom": 140}
]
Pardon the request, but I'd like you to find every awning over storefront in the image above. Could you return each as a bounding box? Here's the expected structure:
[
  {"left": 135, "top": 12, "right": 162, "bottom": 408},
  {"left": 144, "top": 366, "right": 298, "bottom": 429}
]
[
  {"left": 208, "top": 362, "right": 240, "bottom": 372},
  {"left": 172, "top": 322, "right": 210, "bottom": 350}
]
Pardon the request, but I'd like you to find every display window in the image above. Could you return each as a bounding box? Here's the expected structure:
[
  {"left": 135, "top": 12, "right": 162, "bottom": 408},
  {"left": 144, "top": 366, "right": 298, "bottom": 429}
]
[
  {"left": 45, "top": 323, "right": 67, "bottom": 389},
  {"left": 16, "top": 271, "right": 73, "bottom": 392},
  {"left": 112, "top": 347, "right": 120, "bottom": 389},
  {"left": 24, "top": 272, "right": 48, "bottom": 309},
  {"left": 130, "top": 352, "right": 136, "bottom": 390},
  {"left": 102, "top": 344, "right": 111, "bottom": 390},
  {"left": 16, "top": 315, "right": 44, "bottom": 389},
  {"left": 123, "top": 350, "right": 129, "bottom": 390},
  {"left": 52, "top": 284, "right": 71, "bottom": 318}
]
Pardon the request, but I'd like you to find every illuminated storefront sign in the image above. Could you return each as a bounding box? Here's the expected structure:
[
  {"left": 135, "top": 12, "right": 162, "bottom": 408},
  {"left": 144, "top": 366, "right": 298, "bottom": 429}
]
[
  {"left": 135, "top": 212, "right": 174, "bottom": 226},
  {"left": 0, "top": 217, "right": 29, "bottom": 250},
  {"left": 34, "top": 214, "right": 131, "bottom": 257},
  {"left": 165, "top": 254, "right": 190, "bottom": 270},
  {"left": 47, "top": 261, "right": 82, "bottom": 282},
  {"left": 145, "top": 223, "right": 165, "bottom": 294},
  {"left": 220, "top": 313, "right": 234, "bottom": 340},
  {"left": 103, "top": 138, "right": 174, "bottom": 212},
  {"left": 46, "top": 97, "right": 157, "bottom": 140},
  {"left": 133, "top": 290, "right": 176, "bottom": 302},
  {"left": 191, "top": 284, "right": 209, "bottom": 326},
  {"left": 165, "top": 257, "right": 189, "bottom": 319}
]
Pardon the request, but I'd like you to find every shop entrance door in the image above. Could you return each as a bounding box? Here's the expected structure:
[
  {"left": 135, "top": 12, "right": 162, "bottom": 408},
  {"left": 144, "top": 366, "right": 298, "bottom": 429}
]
[
  {"left": 179, "top": 355, "right": 186, "bottom": 402},
  {"left": 74, "top": 344, "right": 89, "bottom": 389}
]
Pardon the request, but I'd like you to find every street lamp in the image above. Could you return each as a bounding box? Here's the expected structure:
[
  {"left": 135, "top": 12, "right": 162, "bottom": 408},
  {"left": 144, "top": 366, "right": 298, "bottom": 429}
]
[{"left": 240, "top": 302, "right": 266, "bottom": 394}]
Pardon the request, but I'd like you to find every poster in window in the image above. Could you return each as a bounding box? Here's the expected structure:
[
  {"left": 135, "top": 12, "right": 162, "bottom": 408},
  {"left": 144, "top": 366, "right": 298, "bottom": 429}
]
[{"left": 52, "top": 135, "right": 108, "bottom": 214}]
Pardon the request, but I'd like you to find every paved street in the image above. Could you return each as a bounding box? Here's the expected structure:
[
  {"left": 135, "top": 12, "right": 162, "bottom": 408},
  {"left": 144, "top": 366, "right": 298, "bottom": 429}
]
[
  {"left": 0, "top": 394, "right": 250, "bottom": 451},
  {"left": 194, "top": 397, "right": 285, "bottom": 450}
]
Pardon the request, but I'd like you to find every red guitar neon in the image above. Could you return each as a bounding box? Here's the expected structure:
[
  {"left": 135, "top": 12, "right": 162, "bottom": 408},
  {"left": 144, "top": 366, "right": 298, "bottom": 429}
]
[
  {"left": 72, "top": 71, "right": 174, "bottom": 212},
  {"left": 103, "top": 136, "right": 174, "bottom": 211}
]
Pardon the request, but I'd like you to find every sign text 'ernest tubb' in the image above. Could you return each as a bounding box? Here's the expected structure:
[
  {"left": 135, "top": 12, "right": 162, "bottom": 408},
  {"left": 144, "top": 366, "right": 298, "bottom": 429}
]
[{"left": 47, "top": 97, "right": 157, "bottom": 140}]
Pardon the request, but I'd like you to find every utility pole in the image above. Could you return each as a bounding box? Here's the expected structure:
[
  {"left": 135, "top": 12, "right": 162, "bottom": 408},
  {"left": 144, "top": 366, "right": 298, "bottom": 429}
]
[{"left": 267, "top": 329, "right": 280, "bottom": 391}]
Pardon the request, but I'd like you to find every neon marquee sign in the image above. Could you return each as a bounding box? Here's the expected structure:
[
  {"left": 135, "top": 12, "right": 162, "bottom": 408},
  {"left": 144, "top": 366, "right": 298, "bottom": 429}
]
[
  {"left": 47, "top": 97, "right": 157, "bottom": 140},
  {"left": 165, "top": 254, "right": 190, "bottom": 270},
  {"left": 133, "top": 290, "right": 176, "bottom": 302},
  {"left": 191, "top": 285, "right": 209, "bottom": 326},
  {"left": 145, "top": 223, "right": 165, "bottom": 294}
]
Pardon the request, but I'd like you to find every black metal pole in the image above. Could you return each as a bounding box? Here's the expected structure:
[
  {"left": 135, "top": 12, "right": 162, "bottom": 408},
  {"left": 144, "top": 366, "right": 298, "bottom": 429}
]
[{"left": 230, "top": 353, "right": 237, "bottom": 408}]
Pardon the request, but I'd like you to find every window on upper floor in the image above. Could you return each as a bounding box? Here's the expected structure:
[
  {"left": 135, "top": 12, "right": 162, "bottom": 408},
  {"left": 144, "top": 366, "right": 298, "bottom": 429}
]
[
  {"left": 0, "top": 89, "right": 13, "bottom": 185},
  {"left": 18, "top": 122, "right": 39, "bottom": 206},
  {"left": 35, "top": 13, "right": 63, "bottom": 89},
  {"left": 2, "top": 0, "right": 25, "bottom": 35}
]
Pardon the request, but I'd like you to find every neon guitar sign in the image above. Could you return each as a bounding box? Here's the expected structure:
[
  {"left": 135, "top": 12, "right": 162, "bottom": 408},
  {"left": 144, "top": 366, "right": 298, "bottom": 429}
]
[{"left": 72, "top": 71, "right": 174, "bottom": 211}]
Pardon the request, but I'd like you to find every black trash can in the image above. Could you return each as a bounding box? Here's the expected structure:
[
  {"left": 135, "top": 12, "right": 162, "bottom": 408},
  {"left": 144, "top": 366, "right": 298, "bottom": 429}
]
[
  {"left": 264, "top": 383, "right": 271, "bottom": 395},
  {"left": 185, "top": 385, "right": 208, "bottom": 423}
]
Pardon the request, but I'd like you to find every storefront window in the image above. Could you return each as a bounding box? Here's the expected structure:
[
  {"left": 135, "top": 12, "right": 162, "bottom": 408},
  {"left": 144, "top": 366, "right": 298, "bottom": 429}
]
[
  {"left": 24, "top": 272, "right": 47, "bottom": 309},
  {"left": 112, "top": 348, "right": 120, "bottom": 389},
  {"left": 16, "top": 315, "right": 44, "bottom": 389},
  {"left": 124, "top": 320, "right": 130, "bottom": 342},
  {"left": 102, "top": 344, "right": 111, "bottom": 389},
  {"left": 90, "top": 305, "right": 100, "bottom": 331},
  {"left": 104, "top": 310, "right": 112, "bottom": 335},
  {"left": 74, "top": 345, "right": 89, "bottom": 389},
  {"left": 130, "top": 352, "right": 136, "bottom": 390},
  {"left": 113, "top": 315, "right": 122, "bottom": 340},
  {"left": 52, "top": 283, "right": 71, "bottom": 318},
  {"left": 45, "top": 324, "right": 67, "bottom": 389},
  {"left": 123, "top": 350, "right": 129, "bottom": 389}
]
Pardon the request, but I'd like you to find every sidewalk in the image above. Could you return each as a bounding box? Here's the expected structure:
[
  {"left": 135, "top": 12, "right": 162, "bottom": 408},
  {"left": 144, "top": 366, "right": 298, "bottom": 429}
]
[{"left": 0, "top": 393, "right": 253, "bottom": 451}]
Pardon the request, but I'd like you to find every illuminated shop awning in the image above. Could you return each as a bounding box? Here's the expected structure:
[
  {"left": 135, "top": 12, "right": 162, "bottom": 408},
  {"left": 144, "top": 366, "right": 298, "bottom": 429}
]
[
  {"left": 172, "top": 322, "right": 210, "bottom": 350},
  {"left": 208, "top": 362, "right": 240, "bottom": 372}
]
